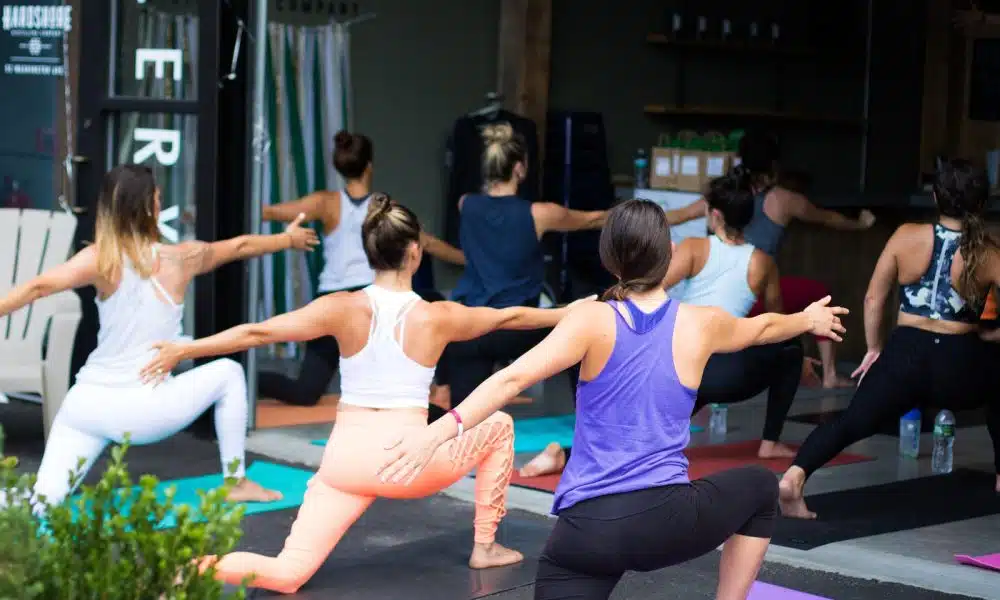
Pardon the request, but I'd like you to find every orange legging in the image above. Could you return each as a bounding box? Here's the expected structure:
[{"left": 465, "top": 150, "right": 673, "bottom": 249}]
[
  {"left": 207, "top": 409, "right": 515, "bottom": 594},
  {"left": 749, "top": 276, "right": 832, "bottom": 341}
]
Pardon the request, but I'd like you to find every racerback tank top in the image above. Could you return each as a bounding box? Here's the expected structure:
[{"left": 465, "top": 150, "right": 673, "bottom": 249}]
[
  {"left": 742, "top": 190, "right": 786, "bottom": 257},
  {"left": 317, "top": 191, "right": 376, "bottom": 293},
  {"left": 75, "top": 246, "right": 183, "bottom": 388},
  {"left": 671, "top": 236, "right": 758, "bottom": 317},
  {"left": 338, "top": 285, "right": 436, "bottom": 409}
]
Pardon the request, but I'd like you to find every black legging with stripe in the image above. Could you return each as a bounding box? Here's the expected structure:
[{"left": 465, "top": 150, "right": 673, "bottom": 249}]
[{"left": 792, "top": 326, "right": 1000, "bottom": 477}]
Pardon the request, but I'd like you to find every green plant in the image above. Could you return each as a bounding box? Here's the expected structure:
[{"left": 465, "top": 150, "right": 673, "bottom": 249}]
[{"left": 0, "top": 436, "right": 251, "bottom": 599}]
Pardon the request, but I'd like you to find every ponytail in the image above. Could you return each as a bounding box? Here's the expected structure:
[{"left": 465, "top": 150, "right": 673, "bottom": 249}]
[
  {"left": 601, "top": 279, "right": 638, "bottom": 302},
  {"left": 958, "top": 212, "right": 991, "bottom": 309}
]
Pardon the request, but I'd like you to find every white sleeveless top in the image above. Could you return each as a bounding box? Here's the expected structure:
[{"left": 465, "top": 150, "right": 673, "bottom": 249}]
[
  {"left": 317, "top": 191, "right": 376, "bottom": 293},
  {"left": 338, "top": 285, "right": 436, "bottom": 410},
  {"left": 75, "top": 246, "right": 183, "bottom": 388},
  {"left": 672, "top": 235, "right": 758, "bottom": 317}
]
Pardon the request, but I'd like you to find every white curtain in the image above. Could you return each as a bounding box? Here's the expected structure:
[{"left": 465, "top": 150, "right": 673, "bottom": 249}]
[{"left": 260, "top": 23, "right": 351, "bottom": 356}]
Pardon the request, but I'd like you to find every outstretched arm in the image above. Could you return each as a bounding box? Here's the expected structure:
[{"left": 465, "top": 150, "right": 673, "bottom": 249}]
[
  {"left": 532, "top": 202, "right": 607, "bottom": 235},
  {"left": 664, "top": 198, "right": 706, "bottom": 226},
  {"left": 432, "top": 295, "right": 595, "bottom": 343},
  {"left": 262, "top": 192, "right": 328, "bottom": 224},
  {"left": 700, "top": 295, "right": 847, "bottom": 355},
  {"left": 786, "top": 191, "right": 874, "bottom": 231},
  {"left": 184, "top": 213, "right": 318, "bottom": 276},
  {"left": 140, "top": 294, "right": 343, "bottom": 382},
  {"left": 420, "top": 232, "right": 465, "bottom": 266},
  {"left": 0, "top": 246, "right": 98, "bottom": 317}
]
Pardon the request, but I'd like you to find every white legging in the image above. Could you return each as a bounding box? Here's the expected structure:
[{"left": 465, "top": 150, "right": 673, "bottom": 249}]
[{"left": 31, "top": 358, "right": 248, "bottom": 509}]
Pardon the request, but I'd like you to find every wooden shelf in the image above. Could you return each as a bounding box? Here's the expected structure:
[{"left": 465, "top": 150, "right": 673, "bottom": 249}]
[
  {"left": 645, "top": 33, "right": 813, "bottom": 55},
  {"left": 643, "top": 104, "right": 859, "bottom": 124}
]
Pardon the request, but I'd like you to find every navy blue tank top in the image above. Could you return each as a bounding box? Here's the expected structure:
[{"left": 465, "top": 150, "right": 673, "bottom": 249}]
[
  {"left": 742, "top": 190, "right": 786, "bottom": 257},
  {"left": 451, "top": 194, "right": 544, "bottom": 308}
]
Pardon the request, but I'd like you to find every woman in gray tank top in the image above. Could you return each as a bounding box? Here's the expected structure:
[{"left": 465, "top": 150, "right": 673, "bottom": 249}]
[{"left": 665, "top": 130, "right": 875, "bottom": 389}]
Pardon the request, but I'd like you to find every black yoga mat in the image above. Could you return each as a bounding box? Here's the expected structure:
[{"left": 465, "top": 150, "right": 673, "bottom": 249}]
[
  {"left": 789, "top": 407, "right": 988, "bottom": 437},
  {"left": 772, "top": 469, "right": 1000, "bottom": 550}
]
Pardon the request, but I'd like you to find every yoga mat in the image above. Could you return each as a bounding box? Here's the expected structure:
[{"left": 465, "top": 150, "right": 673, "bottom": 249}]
[
  {"left": 955, "top": 553, "right": 1000, "bottom": 572},
  {"left": 773, "top": 469, "right": 1000, "bottom": 550},
  {"left": 508, "top": 440, "right": 872, "bottom": 493},
  {"left": 69, "top": 461, "right": 312, "bottom": 529},
  {"left": 255, "top": 394, "right": 340, "bottom": 429},
  {"left": 748, "top": 582, "right": 830, "bottom": 600},
  {"left": 790, "top": 406, "right": 988, "bottom": 437},
  {"left": 310, "top": 415, "right": 704, "bottom": 449}
]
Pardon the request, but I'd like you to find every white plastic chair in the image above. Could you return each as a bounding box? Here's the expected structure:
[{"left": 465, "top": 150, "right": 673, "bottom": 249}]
[{"left": 0, "top": 209, "right": 81, "bottom": 438}]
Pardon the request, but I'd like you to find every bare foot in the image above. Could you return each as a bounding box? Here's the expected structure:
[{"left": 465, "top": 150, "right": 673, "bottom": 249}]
[
  {"left": 822, "top": 374, "right": 854, "bottom": 389},
  {"left": 800, "top": 358, "right": 822, "bottom": 388},
  {"left": 758, "top": 440, "right": 797, "bottom": 459},
  {"left": 518, "top": 442, "right": 566, "bottom": 478},
  {"left": 226, "top": 478, "right": 283, "bottom": 503},
  {"left": 995, "top": 474, "right": 1000, "bottom": 494},
  {"left": 778, "top": 468, "right": 816, "bottom": 519},
  {"left": 469, "top": 542, "right": 524, "bottom": 569}
]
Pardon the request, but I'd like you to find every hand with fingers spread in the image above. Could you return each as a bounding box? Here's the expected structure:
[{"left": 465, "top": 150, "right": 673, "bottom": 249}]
[
  {"left": 850, "top": 349, "right": 880, "bottom": 384},
  {"left": 285, "top": 213, "right": 320, "bottom": 251},
  {"left": 801, "top": 295, "right": 849, "bottom": 342},
  {"left": 140, "top": 341, "right": 189, "bottom": 386},
  {"left": 376, "top": 426, "right": 446, "bottom": 486}
]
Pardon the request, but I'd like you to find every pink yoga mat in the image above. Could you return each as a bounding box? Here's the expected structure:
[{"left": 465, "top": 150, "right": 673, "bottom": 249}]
[
  {"left": 748, "top": 582, "right": 830, "bottom": 600},
  {"left": 955, "top": 553, "right": 1000, "bottom": 572}
]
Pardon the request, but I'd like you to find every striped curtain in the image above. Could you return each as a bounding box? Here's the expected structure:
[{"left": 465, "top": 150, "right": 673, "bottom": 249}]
[{"left": 259, "top": 23, "right": 351, "bottom": 356}]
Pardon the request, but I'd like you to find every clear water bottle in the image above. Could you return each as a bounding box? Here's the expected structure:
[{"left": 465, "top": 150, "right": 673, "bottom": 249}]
[
  {"left": 898, "top": 408, "right": 921, "bottom": 458},
  {"left": 633, "top": 149, "right": 649, "bottom": 189},
  {"left": 709, "top": 404, "right": 728, "bottom": 435},
  {"left": 932, "top": 409, "right": 955, "bottom": 474}
]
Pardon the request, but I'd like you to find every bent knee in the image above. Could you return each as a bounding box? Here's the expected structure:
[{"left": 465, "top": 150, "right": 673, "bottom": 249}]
[
  {"left": 743, "top": 465, "right": 780, "bottom": 508},
  {"left": 210, "top": 357, "right": 246, "bottom": 379}
]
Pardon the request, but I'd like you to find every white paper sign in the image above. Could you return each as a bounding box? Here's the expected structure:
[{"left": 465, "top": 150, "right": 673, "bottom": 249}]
[
  {"left": 705, "top": 157, "right": 726, "bottom": 177},
  {"left": 680, "top": 156, "right": 700, "bottom": 176},
  {"left": 654, "top": 156, "right": 672, "bottom": 177}
]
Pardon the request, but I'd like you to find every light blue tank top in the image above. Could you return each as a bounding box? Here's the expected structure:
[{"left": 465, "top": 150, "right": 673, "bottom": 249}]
[
  {"left": 671, "top": 236, "right": 758, "bottom": 317},
  {"left": 742, "top": 191, "right": 785, "bottom": 257}
]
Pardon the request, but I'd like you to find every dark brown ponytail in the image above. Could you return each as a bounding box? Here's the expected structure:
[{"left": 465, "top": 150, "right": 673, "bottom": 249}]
[
  {"left": 933, "top": 159, "right": 992, "bottom": 308},
  {"left": 598, "top": 199, "right": 673, "bottom": 302},
  {"left": 958, "top": 212, "right": 990, "bottom": 308}
]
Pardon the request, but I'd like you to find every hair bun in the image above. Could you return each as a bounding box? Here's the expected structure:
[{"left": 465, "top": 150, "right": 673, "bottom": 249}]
[
  {"left": 364, "top": 193, "right": 393, "bottom": 226},
  {"left": 333, "top": 130, "right": 354, "bottom": 151},
  {"left": 481, "top": 123, "right": 513, "bottom": 146}
]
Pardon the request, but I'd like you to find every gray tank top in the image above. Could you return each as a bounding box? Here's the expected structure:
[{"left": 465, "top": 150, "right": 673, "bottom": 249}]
[{"left": 742, "top": 191, "right": 785, "bottom": 257}]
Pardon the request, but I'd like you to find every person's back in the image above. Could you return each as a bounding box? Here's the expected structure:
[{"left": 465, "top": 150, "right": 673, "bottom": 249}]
[
  {"left": 896, "top": 222, "right": 981, "bottom": 327},
  {"left": 742, "top": 190, "right": 786, "bottom": 257},
  {"left": 76, "top": 248, "right": 183, "bottom": 388},
  {"left": 452, "top": 193, "right": 543, "bottom": 308},
  {"left": 318, "top": 190, "right": 375, "bottom": 293},
  {"left": 555, "top": 298, "right": 694, "bottom": 512},
  {"left": 672, "top": 236, "right": 758, "bottom": 317}
]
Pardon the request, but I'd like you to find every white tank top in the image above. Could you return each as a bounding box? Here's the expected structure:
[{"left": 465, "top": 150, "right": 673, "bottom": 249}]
[
  {"left": 338, "top": 285, "right": 436, "bottom": 410},
  {"left": 75, "top": 246, "right": 184, "bottom": 387},
  {"left": 672, "top": 236, "right": 758, "bottom": 317},
  {"left": 317, "top": 191, "right": 376, "bottom": 293}
]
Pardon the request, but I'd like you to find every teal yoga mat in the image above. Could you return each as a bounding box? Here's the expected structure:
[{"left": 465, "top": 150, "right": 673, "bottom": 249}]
[
  {"left": 67, "top": 461, "right": 313, "bottom": 529},
  {"left": 310, "top": 418, "right": 704, "bottom": 450}
]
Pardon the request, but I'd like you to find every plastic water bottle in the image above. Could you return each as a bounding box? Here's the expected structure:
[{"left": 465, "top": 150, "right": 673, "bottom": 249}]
[
  {"left": 932, "top": 410, "right": 955, "bottom": 474},
  {"left": 633, "top": 149, "right": 649, "bottom": 189},
  {"left": 709, "top": 404, "right": 728, "bottom": 435},
  {"left": 898, "top": 409, "right": 921, "bottom": 458}
]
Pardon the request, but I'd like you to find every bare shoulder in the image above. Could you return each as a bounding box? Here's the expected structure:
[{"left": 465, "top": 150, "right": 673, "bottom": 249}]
[
  {"left": 888, "top": 222, "right": 930, "bottom": 251},
  {"left": 748, "top": 247, "right": 776, "bottom": 272}
]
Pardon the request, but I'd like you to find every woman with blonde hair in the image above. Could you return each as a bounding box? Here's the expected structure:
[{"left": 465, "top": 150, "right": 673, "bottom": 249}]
[
  {"left": 141, "top": 194, "right": 592, "bottom": 594},
  {"left": 0, "top": 164, "right": 317, "bottom": 508}
]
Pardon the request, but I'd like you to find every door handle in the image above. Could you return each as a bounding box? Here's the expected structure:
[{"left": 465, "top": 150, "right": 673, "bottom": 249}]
[{"left": 71, "top": 155, "right": 89, "bottom": 164}]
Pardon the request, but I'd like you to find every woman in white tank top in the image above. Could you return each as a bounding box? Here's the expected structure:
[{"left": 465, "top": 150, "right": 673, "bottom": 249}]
[
  {"left": 258, "top": 130, "right": 465, "bottom": 408},
  {"left": 665, "top": 166, "right": 810, "bottom": 459},
  {"left": 0, "top": 165, "right": 318, "bottom": 510},
  {"left": 141, "top": 195, "right": 593, "bottom": 594}
]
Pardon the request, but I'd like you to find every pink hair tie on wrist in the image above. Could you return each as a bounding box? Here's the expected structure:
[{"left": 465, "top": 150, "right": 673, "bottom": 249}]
[{"left": 448, "top": 409, "right": 464, "bottom": 438}]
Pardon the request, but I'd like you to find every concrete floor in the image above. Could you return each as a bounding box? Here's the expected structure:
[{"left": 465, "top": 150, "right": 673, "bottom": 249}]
[{"left": 4, "top": 358, "right": 1000, "bottom": 599}]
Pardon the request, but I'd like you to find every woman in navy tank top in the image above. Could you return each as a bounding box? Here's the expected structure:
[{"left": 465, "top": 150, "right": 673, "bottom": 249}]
[
  {"left": 380, "top": 200, "right": 848, "bottom": 600},
  {"left": 665, "top": 130, "right": 874, "bottom": 389}
]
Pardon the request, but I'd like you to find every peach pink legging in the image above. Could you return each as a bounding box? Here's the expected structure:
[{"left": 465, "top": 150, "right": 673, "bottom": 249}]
[{"left": 207, "top": 408, "right": 515, "bottom": 594}]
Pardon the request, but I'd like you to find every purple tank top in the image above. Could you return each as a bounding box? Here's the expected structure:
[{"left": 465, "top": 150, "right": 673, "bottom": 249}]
[{"left": 552, "top": 298, "right": 697, "bottom": 514}]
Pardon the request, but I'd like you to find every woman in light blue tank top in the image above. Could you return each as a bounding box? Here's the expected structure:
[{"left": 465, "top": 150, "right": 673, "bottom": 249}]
[
  {"left": 380, "top": 199, "right": 849, "bottom": 600},
  {"left": 667, "top": 166, "right": 806, "bottom": 459}
]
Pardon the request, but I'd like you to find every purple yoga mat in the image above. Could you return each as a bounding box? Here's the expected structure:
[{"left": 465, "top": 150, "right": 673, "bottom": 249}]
[
  {"left": 748, "top": 582, "right": 830, "bottom": 600},
  {"left": 955, "top": 553, "right": 1000, "bottom": 572}
]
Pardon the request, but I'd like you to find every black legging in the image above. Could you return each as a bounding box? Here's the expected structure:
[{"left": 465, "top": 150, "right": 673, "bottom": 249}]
[
  {"left": 535, "top": 466, "right": 778, "bottom": 600},
  {"left": 793, "top": 326, "right": 1000, "bottom": 477},
  {"left": 694, "top": 338, "right": 804, "bottom": 442},
  {"left": 259, "top": 287, "right": 447, "bottom": 407}
]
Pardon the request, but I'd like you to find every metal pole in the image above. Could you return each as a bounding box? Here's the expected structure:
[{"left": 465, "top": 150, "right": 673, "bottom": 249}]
[
  {"left": 858, "top": 0, "right": 873, "bottom": 193},
  {"left": 246, "top": 0, "right": 269, "bottom": 430}
]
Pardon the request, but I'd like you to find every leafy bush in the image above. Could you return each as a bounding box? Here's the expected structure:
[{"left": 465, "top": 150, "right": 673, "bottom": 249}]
[{"left": 0, "top": 431, "right": 249, "bottom": 599}]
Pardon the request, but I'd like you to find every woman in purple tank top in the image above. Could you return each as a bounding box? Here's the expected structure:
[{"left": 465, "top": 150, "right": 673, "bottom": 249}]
[{"left": 378, "top": 200, "right": 848, "bottom": 600}]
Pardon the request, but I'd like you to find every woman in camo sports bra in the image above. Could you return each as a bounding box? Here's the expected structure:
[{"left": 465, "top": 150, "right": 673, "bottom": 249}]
[{"left": 779, "top": 158, "right": 1000, "bottom": 519}]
